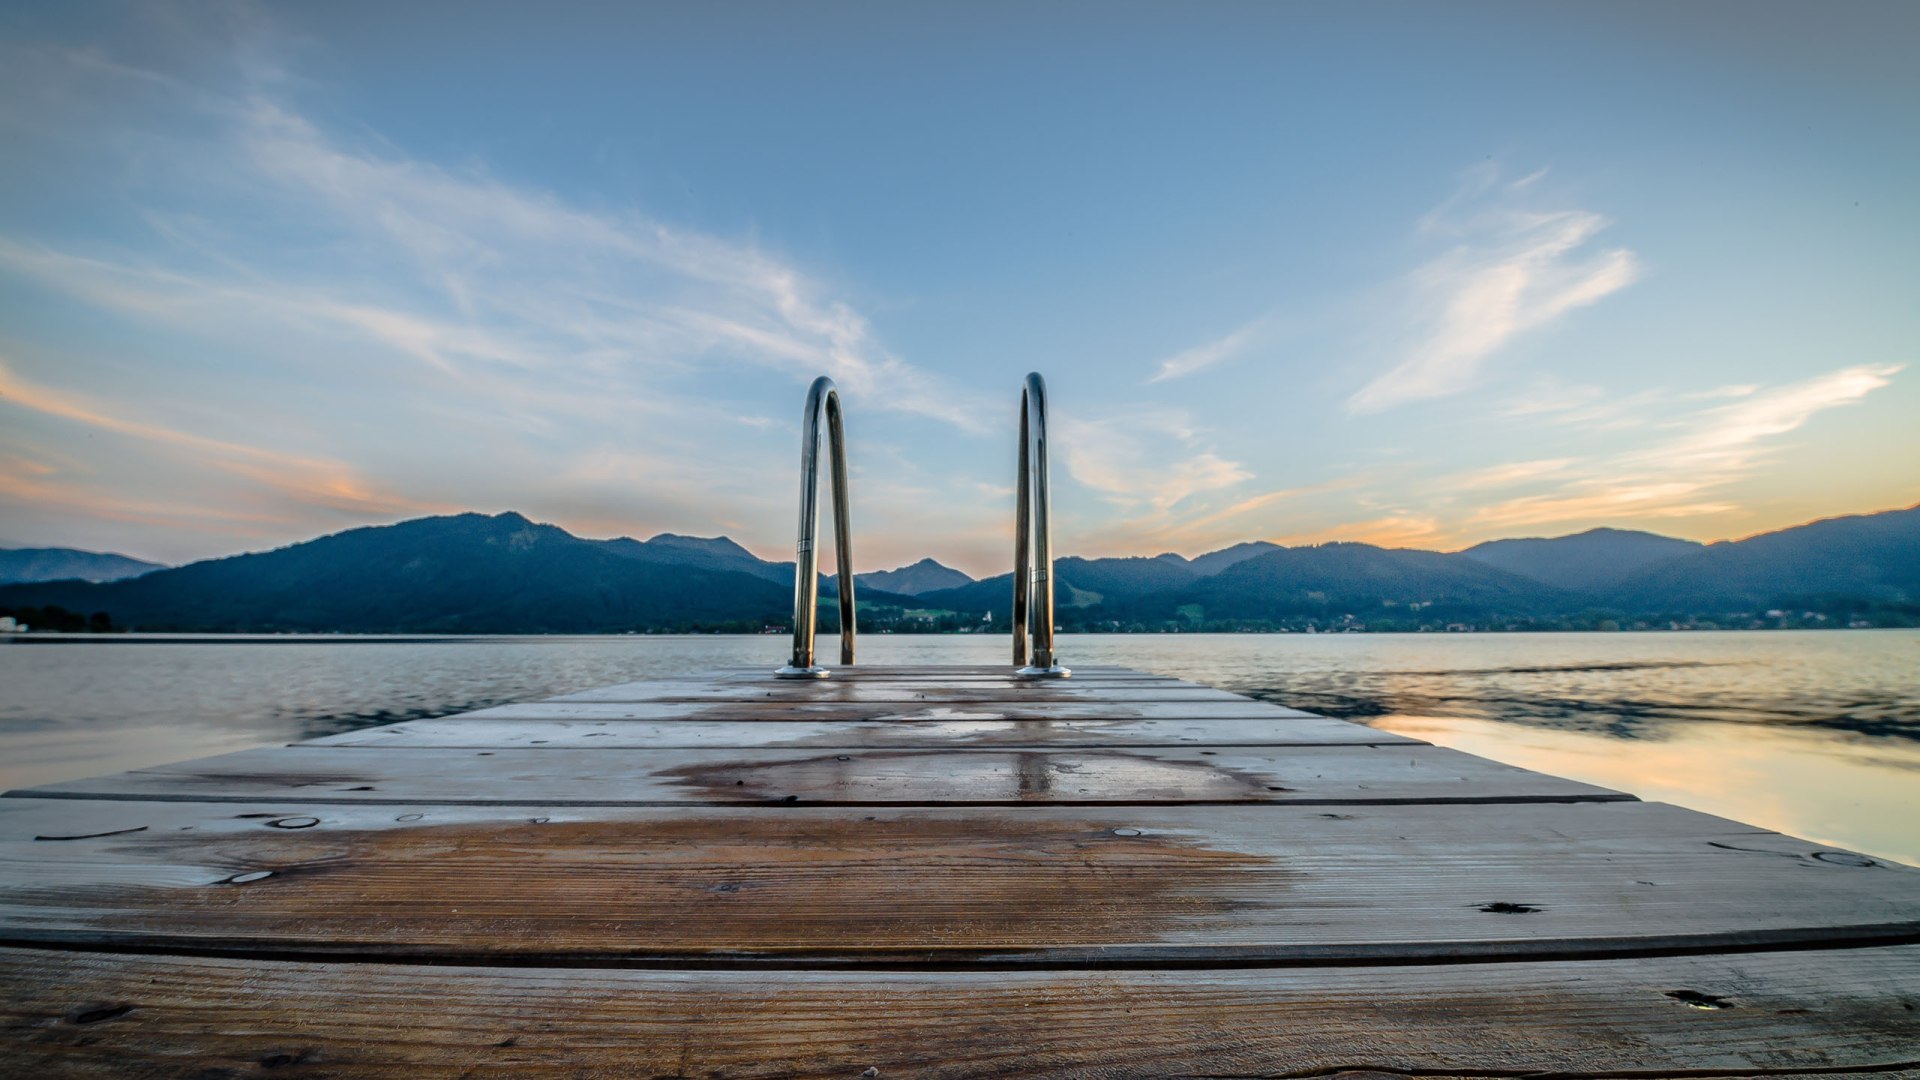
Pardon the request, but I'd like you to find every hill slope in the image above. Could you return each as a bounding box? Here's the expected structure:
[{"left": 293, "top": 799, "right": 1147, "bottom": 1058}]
[
  {"left": 1102, "top": 543, "right": 1578, "bottom": 626},
  {"left": 7, "top": 505, "right": 1915, "bottom": 633},
  {"left": 0, "top": 513, "right": 795, "bottom": 633},
  {"left": 916, "top": 553, "right": 1201, "bottom": 616},
  {"left": 597, "top": 533, "right": 791, "bottom": 583},
  {"left": 0, "top": 548, "right": 165, "bottom": 585},
  {"left": 854, "top": 558, "right": 973, "bottom": 596},
  {"left": 1188, "top": 541, "right": 1282, "bottom": 577},
  {"left": 1463, "top": 528, "right": 1702, "bottom": 592},
  {"left": 1614, "top": 506, "right": 1920, "bottom": 612}
]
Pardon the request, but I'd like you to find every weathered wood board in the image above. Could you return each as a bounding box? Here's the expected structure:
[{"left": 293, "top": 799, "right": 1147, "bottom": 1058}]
[
  {"left": 679, "top": 664, "right": 1182, "bottom": 680},
  {"left": 5, "top": 945, "right": 1918, "bottom": 1078},
  {"left": 555, "top": 681, "right": 1256, "bottom": 703},
  {"left": 10, "top": 744, "right": 1624, "bottom": 805},
  {"left": 705, "top": 664, "right": 1150, "bottom": 678},
  {"left": 303, "top": 716, "right": 1409, "bottom": 749},
  {"left": 458, "top": 698, "right": 1316, "bottom": 721},
  {"left": 2, "top": 798, "right": 1913, "bottom": 963},
  {"left": 3, "top": 662, "right": 1917, "bottom": 1075}
]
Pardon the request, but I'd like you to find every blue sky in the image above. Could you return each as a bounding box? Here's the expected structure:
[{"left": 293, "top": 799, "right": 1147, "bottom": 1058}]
[{"left": 1, "top": 1, "right": 1915, "bottom": 574}]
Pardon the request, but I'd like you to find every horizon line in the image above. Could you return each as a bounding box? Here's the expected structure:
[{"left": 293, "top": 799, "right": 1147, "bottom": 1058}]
[{"left": 12, "top": 500, "right": 1917, "bottom": 579}]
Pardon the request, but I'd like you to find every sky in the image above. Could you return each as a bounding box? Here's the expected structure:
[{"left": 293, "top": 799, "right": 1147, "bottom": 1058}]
[{"left": 1, "top": 1, "right": 1915, "bottom": 575}]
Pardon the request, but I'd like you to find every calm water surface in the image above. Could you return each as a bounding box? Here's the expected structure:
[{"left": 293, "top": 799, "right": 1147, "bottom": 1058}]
[{"left": 3, "top": 630, "right": 1915, "bottom": 864}]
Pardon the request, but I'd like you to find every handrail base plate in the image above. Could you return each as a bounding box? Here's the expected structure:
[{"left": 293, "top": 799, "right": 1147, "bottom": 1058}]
[{"left": 774, "top": 665, "right": 832, "bottom": 680}]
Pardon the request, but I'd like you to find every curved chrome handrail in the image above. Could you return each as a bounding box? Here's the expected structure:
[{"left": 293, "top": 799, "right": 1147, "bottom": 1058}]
[
  {"left": 776, "top": 376, "right": 856, "bottom": 678},
  {"left": 1012, "top": 372, "right": 1069, "bottom": 678}
]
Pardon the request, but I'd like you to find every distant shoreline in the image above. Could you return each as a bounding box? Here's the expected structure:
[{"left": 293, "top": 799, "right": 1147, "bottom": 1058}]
[{"left": 6, "top": 626, "right": 1914, "bottom": 644}]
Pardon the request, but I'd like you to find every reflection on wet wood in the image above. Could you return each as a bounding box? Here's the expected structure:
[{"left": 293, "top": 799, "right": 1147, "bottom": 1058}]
[
  {"left": 6, "top": 945, "right": 1919, "bottom": 1078},
  {"left": 558, "top": 682, "right": 1254, "bottom": 702},
  {"left": 460, "top": 698, "right": 1314, "bottom": 721},
  {"left": 644, "top": 666, "right": 1184, "bottom": 679},
  {"left": 702, "top": 665, "right": 1153, "bottom": 680},
  {"left": 12, "top": 744, "right": 1622, "bottom": 805},
  {"left": 303, "top": 715, "right": 1411, "bottom": 749},
  {"left": 3, "top": 663, "right": 1918, "bottom": 1072}
]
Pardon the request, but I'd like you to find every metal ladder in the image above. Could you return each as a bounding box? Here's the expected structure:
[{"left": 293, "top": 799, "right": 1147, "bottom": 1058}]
[
  {"left": 1012, "top": 373, "right": 1069, "bottom": 678},
  {"left": 776, "top": 372, "right": 1067, "bottom": 679},
  {"left": 775, "top": 376, "right": 855, "bottom": 678}
]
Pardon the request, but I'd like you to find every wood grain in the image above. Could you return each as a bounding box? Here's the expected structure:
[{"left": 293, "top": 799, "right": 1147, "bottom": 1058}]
[
  {"left": 1, "top": 799, "right": 1914, "bottom": 963},
  {"left": 4, "top": 945, "right": 1918, "bottom": 1078},
  {"left": 458, "top": 698, "right": 1315, "bottom": 721},
  {"left": 10, "top": 744, "right": 1617, "bottom": 806},
  {"left": 6, "top": 663, "right": 1917, "bottom": 1071},
  {"left": 705, "top": 664, "right": 1151, "bottom": 678},
  {"left": 302, "top": 715, "right": 1412, "bottom": 749},
  {"left": 555, "top": 681, "right": 1255, "bottom": 703},
  {"left": 640, "top": 669, "right": 1189, "bottom": 680}
]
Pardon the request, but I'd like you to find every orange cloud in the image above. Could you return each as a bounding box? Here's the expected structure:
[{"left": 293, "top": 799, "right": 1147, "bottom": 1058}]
[
  {"left": 0, "top": 358, "right": 448, "bottom": 522},
  {"left": 1276, "top": 512, "right": 1446, "bottom": 550}
]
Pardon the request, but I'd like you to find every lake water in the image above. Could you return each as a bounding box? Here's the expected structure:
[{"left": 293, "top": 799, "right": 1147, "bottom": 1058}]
[{"left": 3, "top": 630, "right": 1915, "bottom": 865}]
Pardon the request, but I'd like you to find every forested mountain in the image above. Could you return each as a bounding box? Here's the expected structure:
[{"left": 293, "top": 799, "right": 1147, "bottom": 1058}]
[
  {"left": 4, "top": 505, "right": 1915, "bottom": 633},
  {"left": 598, "top": 533, "right": 791, "bottom": 583},
  {"left": 0, "top": 514, "right": 798, "bottom": 633},
  {"left": 1462, "top": 528, "right": 1703, "bottom": 592},
  {"left": 853, "top": 558, "right": 973, "bottom": 596},
  {"left": 597, "top": 533, "right": 972, "bottom": 596},
  {"left": 913, "top": 553, "right": 1204, "bottom": 614},
  {"left": 0, "top": 547, "right": 165, "bottom": 585},
  {"left": 1613, "top": 507, "right": 1920, "bottom": 613},
  {"left": 1186, "top": 541, "right": 1282, "bottom": 577},
  {"left": 1123, "top": 542, "right": 1575, "bottom": 626}
]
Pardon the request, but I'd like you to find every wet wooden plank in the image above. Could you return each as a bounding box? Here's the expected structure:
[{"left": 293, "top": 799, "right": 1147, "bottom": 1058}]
[
  {"left": 645, "top": 667, "right": 1187, "bottom": 680},
  {"left": 555, "top": 681, "right": 1253, "bottom": 703},
  {"left": 9, "top": 744, "right": 1617, "bottom": 806},
  {"left": 702, "top": 666, "right": 1187, "bottom": 681},
  {"left": 458, "top": 698, "right": 1315, "bottom": 722},
  {"left": 714, "top": 663, "right": 1146, "bottom": 670},
  {"left": 529, "top": 670, "right": 1273, "bottom": 703},
  {"left": 692, "top": 674, "right": 1193, "bottom": 687},
  {"left": 5, "top": 945, "right": 1918, "bottom": 1078},
  {"left": 1, "top": 799, "right": 1914, "bottom": 963},
  {"left": 302, "top": 715, "right": 1412, "bottom": 749},
  {"left": 707, "top": 665, "right": 1152, "bottom": 678},
  {"left": 568, "top": 669, "right": 1181, "bottom": 687}
]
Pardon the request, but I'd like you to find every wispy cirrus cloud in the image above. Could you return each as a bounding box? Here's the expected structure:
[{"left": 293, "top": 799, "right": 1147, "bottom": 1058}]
[
  {"left": 1146, "top": 321, "right": 1260, "bottom": 384},
  {"left": 1349, "top": 169, "right": 1640, "bottom": 413},
  {"left": 1652, "top": 364, "right": 1900, "bottom": 474},
  {"left": 0, "top": 30, "right": 996, "bottom": 560},
  {"left": 1444, "top": 458, "right": 1578, "bottom": 492},
  {"left": 1056, "top": 407, "right": 1251, "bottom": 517},
  {"left": 227, "top": 100, "right": 986, "bottom": 426},
  {"left": 1104, "top": 470, "right": 1382, "bottom": 556},
  {"left": 3, "top": 83, "right": 984, "bottom": 430},
  {"left": 0, "top": 356, "right": 447, "bottom": 526},
  {"left": 1464, "top": 363, "right": 1903, "bottom": 532}
]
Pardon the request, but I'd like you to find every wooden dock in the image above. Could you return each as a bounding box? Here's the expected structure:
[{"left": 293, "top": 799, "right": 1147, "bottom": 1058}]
[{"left": 2, "top": 664, "right": 1917, "bottom": 1076}]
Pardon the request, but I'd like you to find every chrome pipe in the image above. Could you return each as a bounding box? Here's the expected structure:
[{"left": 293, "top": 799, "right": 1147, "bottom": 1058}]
[
  {"left": 1013, "top": 372, "right": 1069, "bottom": 678},
  {"left": 776, "top": 376, "right": 856, "bottom": 678}
]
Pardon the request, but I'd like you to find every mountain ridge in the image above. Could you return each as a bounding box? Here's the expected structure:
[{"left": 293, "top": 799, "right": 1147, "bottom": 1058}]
[
  {"left": 0, "top": 547, "right": 167, "bottom": 585},
  {"left": 4, "top": 504, "right": 1915, "bottom": 633},
  {"left": 1462, "top": 527, "right": 1704, "bottom": 592},
  {"left": 853, "top": 557, "right": 974, "bottom": 596}
]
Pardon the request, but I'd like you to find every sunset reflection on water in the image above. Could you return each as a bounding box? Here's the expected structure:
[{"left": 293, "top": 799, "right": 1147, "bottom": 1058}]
[{"left": 1366, "top": 712, "right": 1920, "bottom": 867}]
